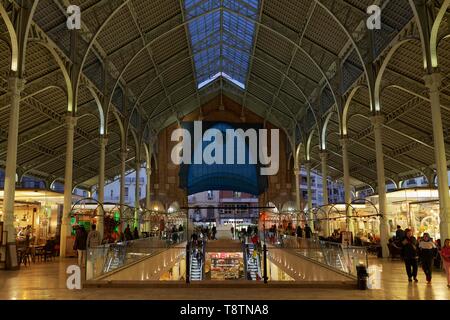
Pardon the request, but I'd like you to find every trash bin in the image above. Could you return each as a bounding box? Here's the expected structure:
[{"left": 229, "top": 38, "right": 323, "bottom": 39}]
[{"left": 356, "top": 265, "right": 368, "bottom": 290}]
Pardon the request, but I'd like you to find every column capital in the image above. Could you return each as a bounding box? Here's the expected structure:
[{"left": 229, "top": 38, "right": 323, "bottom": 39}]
[
  {"left": 304, "top": 161, "right": 312, "bottom": 169},
  {"left": 370, "top": 114, "right": 385, "bottom": 128},
  {"left": 319, "top": 150, "right": 328, "bottom": 160},
  {"left": 423, "top": 72, "right": 442, "bottom": 92},
  {"left": 65, "top": 115, "right": 78, "bottom": 128},
  {"left": 8, "top": 76, "right": 25, "bottom": 92},
  {"left": 339, "top": 135, "right": 349, "bottom": 147},
  {"left": 99, "top": 134, "right": 109, "bottom": 145}
]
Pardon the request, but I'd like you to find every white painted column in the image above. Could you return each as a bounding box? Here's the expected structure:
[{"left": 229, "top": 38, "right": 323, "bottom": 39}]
[
  {"left": 146, "top": 166, "right": 151, "bottom": 209},
  {"left": 119, "top": 151, "right": 127, "bottom": 225},
  {"left": 3, "top": 76, "right": 25, "bottom": 245},
  {"left": 320, "top": 151, "right": 329, "bottom": 237},
  {"left": 424, "top": 73, "right": 450, "bottom": 241},
  {"left": 305, "top": 162, "right": 314, "bottom": 231},
  {"left": 294, "top": 167, "right": 301, "bottom": 212},
  {"left": 340, "top": 136, "right": 354, "bottom": 233},
  {"left": 145, "top": 165, "right": 151, "bottom": 232},
  {"left": 134, "top": 160, "right": 140, "bottom": 229},
  {"left": 97, "top": 135, "right": 107, "bottom": 240},
  {"left": 371, "top": 115, "right": 389, "bottom": 258},
  {"left": 60, "top": 115, "right": 77, "bottom": 257}
]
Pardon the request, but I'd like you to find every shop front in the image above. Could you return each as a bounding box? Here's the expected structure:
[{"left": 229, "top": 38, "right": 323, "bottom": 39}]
[
  {"left": 205, "top": 252, "right": 244, "bottom": 280},
  {"left": 368, "top": 188, "right": 445, "bottom": 240},
  {"left": 0, "top": 190, "right": 70, "bottom": 245}
]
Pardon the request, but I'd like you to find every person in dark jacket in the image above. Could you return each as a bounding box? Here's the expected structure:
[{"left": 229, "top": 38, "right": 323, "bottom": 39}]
[
  {"left": 402, "top": 228, "right": 419, "bottom": 282},
  {"left": 304, "top": 224, "right": 312, "bottom": 239},
  {"left": 418, "top": 233, "right": 436, "bottom": 284},
  {"left": 124, "top": 224, "right": 133, "bottom": 241},
  {"left": 296, "top": 225, "right": 303, "bottom": 238},
  {"left": 133, "top": 227, "right": 139, "bottom": 240},
  {"left": 396, "top": 225, "right": 405, "bottom": 241},
  {"left": 74, "top": 225, "right": 88, "bottom": 267}
]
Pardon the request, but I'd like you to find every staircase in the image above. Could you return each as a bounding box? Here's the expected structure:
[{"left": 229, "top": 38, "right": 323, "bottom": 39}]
[
  {"left": 190, "top": 254, "right": 202, "bottom": 281},
  {"left": 246, "top": 244, "right": 261, "bottom": 281}
]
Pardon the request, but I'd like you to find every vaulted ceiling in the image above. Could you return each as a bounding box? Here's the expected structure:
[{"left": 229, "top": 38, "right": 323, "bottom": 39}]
[{"left": 0, "top": 0, "right": 449, "bottom": 191}]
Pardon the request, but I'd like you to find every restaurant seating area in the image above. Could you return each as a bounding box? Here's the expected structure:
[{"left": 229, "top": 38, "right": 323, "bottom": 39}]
[{"left": 16, "top": 239, "right": 59, "bottom": 266}]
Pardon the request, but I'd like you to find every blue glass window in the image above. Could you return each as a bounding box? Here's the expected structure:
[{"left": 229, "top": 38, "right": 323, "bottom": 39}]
[{"left": 184, "top": 0, "right": 260, "bottom": 90}]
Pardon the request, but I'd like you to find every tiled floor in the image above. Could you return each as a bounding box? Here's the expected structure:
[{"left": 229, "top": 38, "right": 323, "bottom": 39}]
[{"left": 0, "top": 257, "right": 448, "bottom": 300}]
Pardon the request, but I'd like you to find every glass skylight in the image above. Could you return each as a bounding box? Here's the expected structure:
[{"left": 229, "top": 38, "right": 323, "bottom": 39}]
[{"left": 184, "top": 0, "right": 260, "bottom": 90}]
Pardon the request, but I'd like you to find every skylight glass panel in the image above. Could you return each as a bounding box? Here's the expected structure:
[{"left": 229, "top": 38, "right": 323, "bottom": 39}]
[{"left": 184, "top": 0, "right": 260, "bottom": 90}]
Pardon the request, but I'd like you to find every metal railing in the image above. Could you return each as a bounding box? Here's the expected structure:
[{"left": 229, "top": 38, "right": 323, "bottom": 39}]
[
  {"left": 86, "top": 232, "right": 186, "bottom": 280},
  {"left": 275, "top": 235, "right": 368, "bottom": 277}
]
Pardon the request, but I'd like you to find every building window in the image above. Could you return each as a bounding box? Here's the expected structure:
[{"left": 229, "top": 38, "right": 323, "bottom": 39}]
[
  {"left": 233, "top": 191, "right": 241, "bottom": 198},
  {"left": 208, "top": 190, "right": 213, "bottom": 200},
  {"left": 207, "top": 206, "right": 215, "bottom": 218},
  {"left": 224, "top": 205, "right": 234, "bottom": 215},
  {"left": 125, "top": 187, "right": 129, "bottom": 197},
  {"left": 139, "top": 188, "right": 142, "bottom": 197},
  {"left": 110, "top": 190, "right": 114, "bottom": 199}
]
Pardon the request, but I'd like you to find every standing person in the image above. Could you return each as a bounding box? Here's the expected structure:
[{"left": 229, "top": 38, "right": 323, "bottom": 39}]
[
  {"left": 133, "top": 227, "right": 139, "bottom": 240},
  {"left": 440, "top": 239, "right": 450, "bottom": 288},
  {"left": 74, "top": 225, "right": 88, "bottom": 267},
  {"left": 396, "top": 225, "right": 405, "bottom": 241},
  {"left": 402, "top": 228, "right": 419, "bottom": 282},
  {"left": 212, "top": 226, "right": 217, "bottom": 240},
  {"left": 296, "top": 225, "right": 303, "bottom": 238},
  {"left": 418, "top": 233, "right": 436, "bottom": 284},
  {"left": 304, "top": 224, "right": 312, "bottom": 239},
  {"left": 230, "top": 226, "right": 234, "bottom": 239},
  {"left": 87, "top": 224, "right": 101, "bottom": 248},
  {"left": 124, "top": 224, "right": 133, "bottom": 241}
]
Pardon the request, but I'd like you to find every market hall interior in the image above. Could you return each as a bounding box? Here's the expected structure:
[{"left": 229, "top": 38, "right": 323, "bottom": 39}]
[{"left": 0, "top": 0, "right": 450, "bottom": 300}]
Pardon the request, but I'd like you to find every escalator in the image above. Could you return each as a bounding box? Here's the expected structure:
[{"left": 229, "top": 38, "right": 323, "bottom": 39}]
[
  {"left": 244, "top": 243, "right": 262, "bottom": 281},
  {"left": 188, "top": 240, "right": 205, "bottom": 281}
]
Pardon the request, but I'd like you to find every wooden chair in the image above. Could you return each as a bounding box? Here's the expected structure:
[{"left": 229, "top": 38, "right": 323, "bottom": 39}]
[
  {"left": 18, "top": 247, "right": 32, "bottom": 266},
  {"left": 43, "top": 240, "right": 55, "bottom": 261}
]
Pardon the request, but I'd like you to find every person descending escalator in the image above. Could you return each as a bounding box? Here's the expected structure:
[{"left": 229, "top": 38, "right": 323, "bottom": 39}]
[
  {"left": 196, "top": 249, "right": 203, "bottom": 265},
  {"left": 191, "top": 232, "right": 198, "bottom": 246}
]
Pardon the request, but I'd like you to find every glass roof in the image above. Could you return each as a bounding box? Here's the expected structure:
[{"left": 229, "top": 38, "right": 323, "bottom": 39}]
[{"left": 184, "top": 0, "right": 260, "bottom": 90}]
